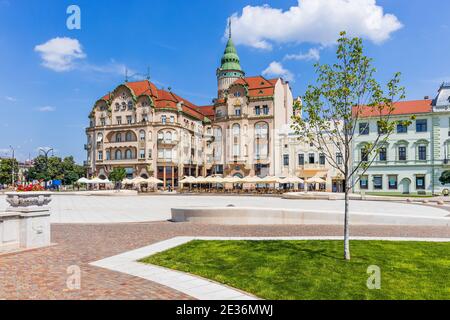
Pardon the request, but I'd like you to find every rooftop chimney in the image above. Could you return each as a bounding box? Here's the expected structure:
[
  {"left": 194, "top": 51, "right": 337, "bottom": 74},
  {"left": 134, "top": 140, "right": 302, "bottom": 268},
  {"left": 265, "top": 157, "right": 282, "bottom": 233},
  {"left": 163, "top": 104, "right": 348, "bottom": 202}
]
[{"left": 424, "top": 96, "right": 430, "bottom": 100}]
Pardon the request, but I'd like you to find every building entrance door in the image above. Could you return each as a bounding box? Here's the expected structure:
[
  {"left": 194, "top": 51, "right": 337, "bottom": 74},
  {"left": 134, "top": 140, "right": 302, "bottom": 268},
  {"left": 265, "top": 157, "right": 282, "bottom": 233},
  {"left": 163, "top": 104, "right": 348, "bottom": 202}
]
[{"left": 400, "top": 178, "right": 411, "bottom": 194}]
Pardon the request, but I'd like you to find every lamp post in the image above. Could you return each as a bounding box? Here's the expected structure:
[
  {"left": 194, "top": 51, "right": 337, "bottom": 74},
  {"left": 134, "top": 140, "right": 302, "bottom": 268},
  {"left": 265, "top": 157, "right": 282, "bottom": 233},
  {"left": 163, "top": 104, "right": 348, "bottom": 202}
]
[
  {"left": 39, "top": 147, "right": 54, "bottom": 189},
  {"left": 9, "top": 145, "right": 15, "bottom": 187}
]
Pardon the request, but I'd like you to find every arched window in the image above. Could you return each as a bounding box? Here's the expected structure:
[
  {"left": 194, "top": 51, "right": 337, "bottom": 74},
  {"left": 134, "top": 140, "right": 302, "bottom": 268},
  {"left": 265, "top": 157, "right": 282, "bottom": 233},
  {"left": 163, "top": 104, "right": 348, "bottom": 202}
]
[
  {"left": 126, "top": 131, "right": 133, "bottom": 142},
  {"left": 121, "top": 102, "right": 126, "bottom": 111},
  {"left": 125, "top": 149, "right": 133, "bottom": 159},
  {"left": 255, "top": 122, "right": 269, "bottom": 139},
  {"left": 115, "top": 133, "right": 122, "bottom": 142},
  {"left": 115, "top": 150, "right": 122, "bottom": 160},
  {"left": 165, "top": 131, "right": 172, "bottom": 142},
  {"left": 213, "top": 127, "right": 222, "bottom": 139},
  {"left": 139, "top": 130, "right": 146, "bottom": 141},
  {"left": 127, "top": 101, "right": 133, "bottom": 110},
  {"left": 232, "top": 124, "right": 240, "bottom": 136},
  {"left": 115, "top": 103, "right": 120, "bottom": 111},
  {"left": 255, "top": 123, "right": 269, "bottom": 160}
]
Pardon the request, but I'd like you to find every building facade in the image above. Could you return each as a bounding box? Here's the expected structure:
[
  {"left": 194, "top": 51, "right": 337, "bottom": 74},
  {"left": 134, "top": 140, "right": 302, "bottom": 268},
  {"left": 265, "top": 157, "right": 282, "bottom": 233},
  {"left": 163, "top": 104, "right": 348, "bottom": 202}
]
[
  {"left": 276, "top": 120, "right": 346, "bottom": 192},
  {"left": 353, "top": 83, "right": 450, "bottom": 196},
  {"left": 85, "top": 33, "right": 294, "bottom": 187}
]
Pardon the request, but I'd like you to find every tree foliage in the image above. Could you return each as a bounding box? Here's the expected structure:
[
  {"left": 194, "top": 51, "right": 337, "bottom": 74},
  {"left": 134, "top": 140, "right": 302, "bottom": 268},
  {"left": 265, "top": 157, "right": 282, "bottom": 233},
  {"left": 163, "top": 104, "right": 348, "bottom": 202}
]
[
  {"left": 439, "top": 171, "right": 450, "bottom": 185},
  {"left": 26, "top": 156, "right": 85, "bottom": 185},
  {"left": 0, "top": 158, "right": 19, "bottom": 185},
  {"left": 109, "top": 168, "right": 126, "bottom": 183}
]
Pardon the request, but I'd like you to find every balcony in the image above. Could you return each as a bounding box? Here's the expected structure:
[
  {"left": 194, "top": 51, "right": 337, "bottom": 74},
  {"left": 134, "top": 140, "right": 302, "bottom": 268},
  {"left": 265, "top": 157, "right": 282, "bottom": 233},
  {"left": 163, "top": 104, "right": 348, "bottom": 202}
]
[
  {"left": 157, "top": 138, "right": 179, "bottom": 147},
  {"left": 100, "top": 158, "right": 139, "bottom": 165},
  {"left": 299, "top": 163, "right": 327, "bottom": 170},
  {"left": 104, "top": 140, "right": 138, "bottom": 148},
  {"left": 157, "top": 157, "right": 178, "bottom": 164}
]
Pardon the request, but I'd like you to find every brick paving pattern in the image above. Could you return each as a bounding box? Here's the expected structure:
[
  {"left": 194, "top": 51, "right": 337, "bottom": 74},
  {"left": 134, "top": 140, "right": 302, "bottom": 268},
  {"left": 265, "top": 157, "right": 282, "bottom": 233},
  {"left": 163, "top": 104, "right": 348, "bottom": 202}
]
[{"left": 1, "top": 222, "right": 449, "bottom": 300}]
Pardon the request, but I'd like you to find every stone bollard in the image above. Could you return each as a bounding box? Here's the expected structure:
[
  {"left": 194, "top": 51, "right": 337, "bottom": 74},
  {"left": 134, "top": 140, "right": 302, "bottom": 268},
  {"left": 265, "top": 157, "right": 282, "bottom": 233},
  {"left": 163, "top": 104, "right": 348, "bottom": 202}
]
[
  {"left": 406, "top": 198, "right": 412, "bottom": 203},
  {"left": 437, "top": 200, "right": 445, "bottom": 205},
  {"left": 3, "top": 192, "right": 52, "bottom": 249},
  {"left": 422, "top": 199, "right": 429, "bottom": 204}
]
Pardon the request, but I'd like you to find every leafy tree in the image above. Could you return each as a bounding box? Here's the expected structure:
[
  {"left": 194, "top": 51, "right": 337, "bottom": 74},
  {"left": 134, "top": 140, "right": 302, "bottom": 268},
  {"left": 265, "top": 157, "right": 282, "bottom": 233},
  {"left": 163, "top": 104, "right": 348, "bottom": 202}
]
[
  {"left": 292, "top": 32, "right": 407, "bottom": 260},
  {"left": 109, "top": 168, "right": 126, "bottom": 189},
  {"left": 61, "top": 156, "right": 85, "bottom": 185},
  {"left": 0, "top": 158, "right": 19, "bottom": 185},
  {"left": 26, "top": 155, "right": 85, "bottom": 185},
  {"left": 439, "top": 171, "right": 450, "bottom": 185}
]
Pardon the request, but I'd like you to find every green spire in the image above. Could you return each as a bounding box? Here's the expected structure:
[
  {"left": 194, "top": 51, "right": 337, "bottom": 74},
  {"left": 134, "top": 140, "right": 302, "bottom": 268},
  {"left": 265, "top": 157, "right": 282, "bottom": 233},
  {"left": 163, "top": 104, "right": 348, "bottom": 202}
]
[{"left": 219, "top": 23, "right": 242, "bottom": 72}]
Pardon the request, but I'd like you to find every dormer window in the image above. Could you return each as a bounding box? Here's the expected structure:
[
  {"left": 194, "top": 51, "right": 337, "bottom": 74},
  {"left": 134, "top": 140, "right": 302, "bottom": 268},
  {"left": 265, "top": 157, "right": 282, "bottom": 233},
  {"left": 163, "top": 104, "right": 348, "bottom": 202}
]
[
  {"left": 259, "top": 90, "right": 264, "bottom": 94},
  {"left": 234, "top": 91, "right": 241, "bottom": 97}
]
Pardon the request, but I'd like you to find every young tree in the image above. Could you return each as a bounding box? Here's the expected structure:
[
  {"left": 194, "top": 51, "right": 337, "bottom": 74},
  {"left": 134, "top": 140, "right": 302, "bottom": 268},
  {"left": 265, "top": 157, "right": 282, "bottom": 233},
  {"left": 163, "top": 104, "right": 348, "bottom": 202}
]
[
  {"left": 109, "top": 168, "right": 126, "bottom": 189},
  {"left": 292, "top": 32, "right": 407, "bottom": 260}
]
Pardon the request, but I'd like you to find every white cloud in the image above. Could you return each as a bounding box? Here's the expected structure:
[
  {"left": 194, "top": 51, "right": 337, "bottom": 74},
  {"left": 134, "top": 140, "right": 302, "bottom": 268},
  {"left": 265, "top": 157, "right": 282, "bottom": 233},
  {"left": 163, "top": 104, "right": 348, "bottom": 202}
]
[
  {"left": 5, "top": 96, "right": 17, "bottom": 102},
  {"left": 262, "top": 61, "right": 294, "bottom": 82},
  {"left": 34, "top": 37, "right": 86, "bottom": 72},
  {"left": 37, "top": 106, "right": 56, "bottom": 112},
  {"left": 228, "top": 0, "right": 402, "bottom": 50},
  {"left": 284, "top": 48, "right": 321, "bottom": 61}
]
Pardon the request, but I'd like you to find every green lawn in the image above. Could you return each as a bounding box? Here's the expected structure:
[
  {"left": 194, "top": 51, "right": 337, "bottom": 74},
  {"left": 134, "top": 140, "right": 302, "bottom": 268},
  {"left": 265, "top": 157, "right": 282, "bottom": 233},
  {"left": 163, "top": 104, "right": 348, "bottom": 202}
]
[{"left": 140, "top": 240, "right": 450, "bottom": 300}]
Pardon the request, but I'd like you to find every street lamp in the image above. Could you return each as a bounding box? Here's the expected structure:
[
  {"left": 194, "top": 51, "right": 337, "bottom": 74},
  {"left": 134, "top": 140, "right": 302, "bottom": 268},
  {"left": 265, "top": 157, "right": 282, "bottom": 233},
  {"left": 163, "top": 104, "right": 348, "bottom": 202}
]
[
  {"left": 9, "top": 145, "right": 15, "bottom": 187},
  {"left": 39, "top": 147, "right": 54, "bottom": 188}
]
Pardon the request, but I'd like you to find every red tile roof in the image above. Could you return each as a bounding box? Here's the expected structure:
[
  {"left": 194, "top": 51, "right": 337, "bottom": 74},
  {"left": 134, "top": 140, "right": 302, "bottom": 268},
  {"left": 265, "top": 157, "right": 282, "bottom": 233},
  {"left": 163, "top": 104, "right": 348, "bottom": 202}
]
[
  {"left": 196, "top": 105, "right": 215, "bottom": 117},
  {"left": 354, "top": 100, "right": 433, "bottom": 118},
  {"left": 99, "top": 80, "right": 210, "bottom": 121},
  {"left": 232, "top": 76, "right": 278, "bottom": 97}
]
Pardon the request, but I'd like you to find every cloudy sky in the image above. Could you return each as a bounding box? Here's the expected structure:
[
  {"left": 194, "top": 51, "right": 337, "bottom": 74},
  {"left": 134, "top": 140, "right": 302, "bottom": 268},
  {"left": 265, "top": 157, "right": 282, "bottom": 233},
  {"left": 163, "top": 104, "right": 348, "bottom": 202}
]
[{"left": 0, "top": 0, "right": 449, "bottom": 162}]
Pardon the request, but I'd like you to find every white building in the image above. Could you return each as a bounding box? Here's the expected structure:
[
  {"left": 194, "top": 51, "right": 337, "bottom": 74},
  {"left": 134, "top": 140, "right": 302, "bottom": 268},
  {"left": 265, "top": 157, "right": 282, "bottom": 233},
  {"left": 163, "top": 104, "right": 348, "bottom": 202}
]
[{"left": 353, "top": 83, "right": 450, "bottom": 195}]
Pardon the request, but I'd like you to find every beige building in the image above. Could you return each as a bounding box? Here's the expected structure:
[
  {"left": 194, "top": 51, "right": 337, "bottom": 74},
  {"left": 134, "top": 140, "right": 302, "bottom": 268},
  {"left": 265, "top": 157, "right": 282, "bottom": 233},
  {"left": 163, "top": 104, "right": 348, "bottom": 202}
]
[
  {"left": 85, "top": 33, "right": 294, "bottom": 187},
  {"left": 276, "top": 120, "right": 346, "bottom": 192}
]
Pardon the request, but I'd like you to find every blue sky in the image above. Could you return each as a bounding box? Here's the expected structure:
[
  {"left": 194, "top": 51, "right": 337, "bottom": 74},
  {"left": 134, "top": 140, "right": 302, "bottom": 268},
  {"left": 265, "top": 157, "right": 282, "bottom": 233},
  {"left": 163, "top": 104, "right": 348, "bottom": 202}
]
[{"left": 1, "top": 0, "right": 449, "bottom": 163}]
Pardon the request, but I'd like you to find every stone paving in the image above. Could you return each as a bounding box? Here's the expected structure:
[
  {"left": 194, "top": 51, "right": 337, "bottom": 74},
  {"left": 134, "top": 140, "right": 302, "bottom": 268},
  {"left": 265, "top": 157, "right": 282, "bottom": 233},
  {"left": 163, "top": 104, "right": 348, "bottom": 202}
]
[
  {"left": 1, "top": 194, "right": 448, "bottom": 224},
  {"left": 1, "top": 222, "right": 449, "bottom": 300}
]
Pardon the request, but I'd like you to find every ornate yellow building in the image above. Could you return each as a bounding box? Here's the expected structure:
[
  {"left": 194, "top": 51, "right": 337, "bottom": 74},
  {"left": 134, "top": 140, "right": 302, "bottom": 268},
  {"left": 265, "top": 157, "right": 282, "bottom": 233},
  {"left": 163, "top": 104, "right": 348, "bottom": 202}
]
[{"left": 85, "top": 33, "right": 294, "bottom": 187}]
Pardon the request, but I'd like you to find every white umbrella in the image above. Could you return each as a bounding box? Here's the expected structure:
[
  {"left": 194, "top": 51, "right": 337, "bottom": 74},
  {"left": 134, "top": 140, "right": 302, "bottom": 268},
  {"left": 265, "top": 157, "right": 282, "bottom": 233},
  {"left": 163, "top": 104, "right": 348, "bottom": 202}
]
[
  {"left": 77, "top": 177, "right": 90, "bottom": 184},
  {"left": 284, "top": 176, "right": 305, "bottom": 184},
  {"left": 131, "top": 177, "right": 148, "bottom": 185},
  {"left": 147, "top": 177, "right": 164, "bottom": 184},
  {"left": 194, "top": 176, "right": 206, "bottom": 184},
  {"left": 261, "top": 176, "right": 278, "bottom": 183},
  {"left": 204, "top": 176, "right": 217, "bottom": 184},
  {"left": 179, "top": 176, "right": 195, "bottom": 184},
  {"left": 122, "top": 178, "right": 134, "bottom": 185},
  {"left": 306, "top": 176, "right": 326, "bottom": 184},
  {"left": 223, "top": 176, "right": 240, "bottom": 183},
  {"left": 241, "top": 176, "right": 263, "bottom": 184}
]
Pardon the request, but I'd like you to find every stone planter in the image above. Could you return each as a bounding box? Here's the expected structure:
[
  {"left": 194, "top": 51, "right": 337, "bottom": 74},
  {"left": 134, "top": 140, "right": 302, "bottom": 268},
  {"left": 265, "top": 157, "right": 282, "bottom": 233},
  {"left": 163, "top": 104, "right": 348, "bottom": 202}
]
[
  {"left": 6, "top": 191, "right": 52, "bottom": 212},
  {"left": 1, "top": 192, "right": 52, "bottom": 250}
]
